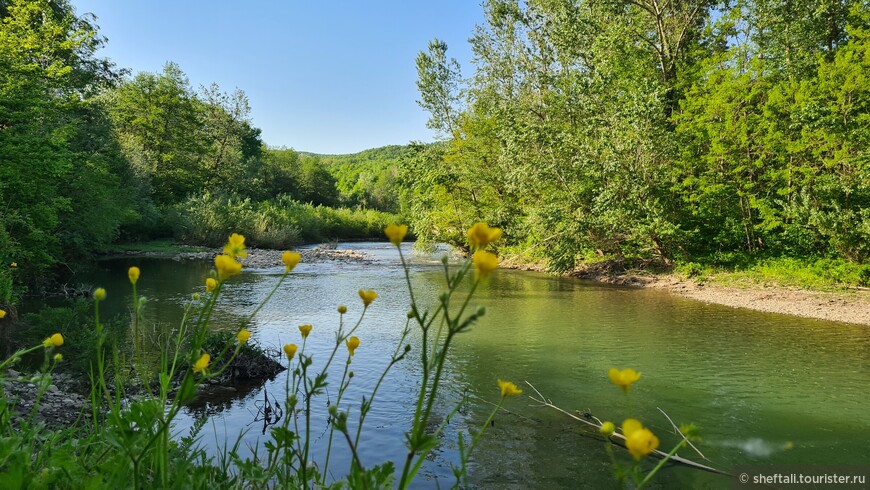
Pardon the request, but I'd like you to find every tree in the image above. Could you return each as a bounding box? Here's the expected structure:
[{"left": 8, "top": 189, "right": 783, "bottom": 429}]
[
  {"left": 416, "top": 38, "right": 463, "bottom": 136},
  {"left": 0, "top": 0, "right": 130, "bottom": 286}
]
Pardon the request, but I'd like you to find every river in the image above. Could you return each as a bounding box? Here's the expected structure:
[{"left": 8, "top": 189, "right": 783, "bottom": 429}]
[{"left": 79, "top": 242, "right": 870, "bottom": 488}]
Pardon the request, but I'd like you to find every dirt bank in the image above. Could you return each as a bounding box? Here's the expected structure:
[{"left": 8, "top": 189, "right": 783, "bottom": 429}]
[{"left": 579, "top": 272, "right": 870, "bottom": 326}]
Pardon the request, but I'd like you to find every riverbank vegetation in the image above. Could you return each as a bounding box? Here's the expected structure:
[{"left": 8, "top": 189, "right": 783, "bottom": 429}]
[{"left": 404, "top": 0, "right": 870, "bottom": 289}]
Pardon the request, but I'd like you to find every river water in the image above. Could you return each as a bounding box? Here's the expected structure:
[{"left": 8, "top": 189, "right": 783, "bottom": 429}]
[{"left": 81, "top": 243, "right": 870, "bottom": 488}]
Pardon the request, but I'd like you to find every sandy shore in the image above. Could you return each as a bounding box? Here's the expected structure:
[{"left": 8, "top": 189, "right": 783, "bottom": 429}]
[{"left": 580, "top": 272, "right": 870, "bottom": 326}]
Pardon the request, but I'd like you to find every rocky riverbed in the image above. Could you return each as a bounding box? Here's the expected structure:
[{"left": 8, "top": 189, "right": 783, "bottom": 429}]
[
  {"left": 2, "top": 370, "right": 90, "bottom": 427},
  {"left": 119, "top": 243, "right": 373, "bottom": 269}
]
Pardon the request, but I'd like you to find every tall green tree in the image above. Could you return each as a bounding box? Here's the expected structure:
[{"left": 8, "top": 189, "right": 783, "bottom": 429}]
[
  {"left": 0, "top": 0, "right": 130, "bottom": 287},
  {"left": 106, "top": 63, "right": 206, "bottom": 204}
]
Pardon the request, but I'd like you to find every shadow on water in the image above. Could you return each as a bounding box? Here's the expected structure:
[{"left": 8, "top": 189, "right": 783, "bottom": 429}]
[{"left": 185, "top": 378, "right": 285, "bottom": 435}]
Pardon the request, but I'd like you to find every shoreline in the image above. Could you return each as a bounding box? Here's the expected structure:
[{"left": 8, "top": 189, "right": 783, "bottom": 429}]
[
  {"left": 500, "top": 254, "right": 870, "bottom": 326},
  {"left": 575, "top": 272, "right": 870, "bottom": 326}
]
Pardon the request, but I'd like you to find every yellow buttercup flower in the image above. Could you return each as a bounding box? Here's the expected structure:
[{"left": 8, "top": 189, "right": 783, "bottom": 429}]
[
  {"left": 223, "top": 233, "right": 248, "bottom": 258},
  {"left": 128, "top": 266, "right": 140, "bottom": 285},
  {"left": 337, "top": 305, "right": 347, "bottom": 314},
  {"left": 206, "top": 277, "right": 217, "bottom": 292},
  {"left": 0, "top": 309, "right": 6, "bottom": 319},
  {"left": 472, "top": 251, "right": 499, "bottom": 277},
  {"left": 283, "top": 343, "right": 297, "bottom": 361},
  {"left": 622, "top": 419, "right": 659, "bottom": 460},
  {"left": 384, "top": 224, "right": 408, "bottom": 246},
  {"left": 43, "top": 333, "right": 64, "bottom": 348},
  {"left": 600, "top": 421, "right": 615, "bottom": 437},
  {"left": 215, "top": 254, "right": 242, "bottom": 280},
  {"left": 193, "top": 353, "right": 211, "bottom": 373},
  {"left": 10, "top": 262, "right": 17, "bottom": 268},
  {"left": 94, "top": 288, "right": 106, "bottom": 301},
  {"left": 497, "top": 379, "right": 523, "bottom": 397},
  {"left": 467, "top": 222, "right": 502, "bottom": 250},
  {"left": 358, "top": 290, "right": 377, "bottom": 307},
  {"left": 237, "top": 329, "right": 251, "bottom": 344},
  {"left": 345, "top": 336, "right": 360, "bottom": 356},
  {"left": 298, "top": 324, "right": 312, "bottom": 338},
  {"left": 282, "top": 251, "right": 301, "bottom": 272},
  {"left": 609, "top": 368, "right": 641, "bottom": 393}
]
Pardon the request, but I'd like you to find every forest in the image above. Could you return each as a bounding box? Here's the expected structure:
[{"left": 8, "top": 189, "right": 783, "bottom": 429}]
[
  {"left": 406, "top": 0, "right": 870, "bottom": 281},
  {"left": 3, "top": 0, "right": 870, "bottom": 306}
]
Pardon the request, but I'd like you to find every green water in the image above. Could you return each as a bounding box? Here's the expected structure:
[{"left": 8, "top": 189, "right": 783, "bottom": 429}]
[{"left": 81, "top": 244, "right": 870, "bottom": 488}]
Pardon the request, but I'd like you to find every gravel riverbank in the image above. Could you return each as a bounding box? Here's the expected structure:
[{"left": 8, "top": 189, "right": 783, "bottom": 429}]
[{"left": 578, "top": 272, "right": 870, "bottom": 326}]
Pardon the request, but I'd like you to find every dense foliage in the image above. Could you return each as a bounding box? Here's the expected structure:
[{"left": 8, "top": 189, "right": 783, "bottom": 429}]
[
  {"left": 0, "top": 0, "right": 397, "bottom": 304},
  {"left": 404, "top": 0, "right": 870, "bottom": 274},
  {"left": 320, "top": 145, "right": 412, "bottom": 213}
]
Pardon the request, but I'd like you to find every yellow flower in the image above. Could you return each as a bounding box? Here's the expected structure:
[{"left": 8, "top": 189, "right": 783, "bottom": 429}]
[
  {"left": 237, "top": 329, "right": 251, "bottom": 344},
  {"left": 43, "top": 333, "right": 64, "bottom": 348},
  {"left": 467, "top": 222, "right": 502, "bottom": 250},
  {"left": 283, "top": 343, "right": 297, "bottom": 361},
  {"left": 54, "top": 353, "right": 63, "bottom": 362},
  {"left": 10, "top": 262, "right": 17, "bottom": 268},
  {"left": 345, "top": 336, "right": 360, "bottom": 356},
  {"left": 384, "top": 224, "right": 408, "bottom": 246},
  {"left": 600, "top": 421, "right": 615, "bottom": 437},
  {"left": 472, "top": 251, "right": 499, "bottom": 277},
  {"left": 128, "top": 266, "right": 140, "bottom": 285},
  {"left": 282, "top": 251, "right": 301, "bottom": 272},
  {"left": 193, "top": 353, "right": 211, "bottom": 373},
  {"left": 622, "top": 419, "right": 659, "bottom": 460},
  {"left": 298, "top": 324, "right": 312, "bottom": 338},
  {"left": 206, "top": 277, "right": 217, "bottom": 292},
  {"left": 337, "top": 305, "right": 347, "bottom": 314},
  {"left": 497, "top": 379, "right": 523, "bottom": 397},
  {"left": 215, "top": 254, "right": 242, "bottom": 280},
  {"left": 94, "top": 288, "right": 106, "bottom": 301},
  {"left": 0, "top": 309, "right": 6, "bottom": 319},
  {"left": 358, "top": 289, "right": 377, "bottom": 307},
  {"left": 609, "top": 368, "right": 641, "bottom": 393},
  {"left": 223, "top": 233, "right": 248, "bottom": 258}
]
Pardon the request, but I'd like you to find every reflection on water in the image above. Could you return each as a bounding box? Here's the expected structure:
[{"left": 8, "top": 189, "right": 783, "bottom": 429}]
[{"left": 84, "top": 243, "right": 870, "bottom": 489}]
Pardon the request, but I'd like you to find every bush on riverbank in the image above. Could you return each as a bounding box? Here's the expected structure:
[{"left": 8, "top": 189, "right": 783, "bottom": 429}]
[{"left": 173, "top": 193, "right": 401, "bottom": 248}]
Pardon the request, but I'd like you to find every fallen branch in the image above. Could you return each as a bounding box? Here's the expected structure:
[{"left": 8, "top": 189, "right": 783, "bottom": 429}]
[
  {"left": 657, "top": 407, "right": 707, "bottom": 461},
  {"left": 525, "top": 382, "right": 733, "bottom": 478}
]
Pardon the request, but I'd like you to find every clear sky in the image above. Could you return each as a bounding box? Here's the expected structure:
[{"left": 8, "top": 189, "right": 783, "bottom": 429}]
[{"left": 69, "top": 1, "right": 484, "bottom": 154}]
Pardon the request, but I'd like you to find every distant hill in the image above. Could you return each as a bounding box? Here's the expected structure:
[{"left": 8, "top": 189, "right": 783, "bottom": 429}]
[
  {"left": 294, "top": 144, "right": 420, "bottom": 213},
  {"left": 305, "top": 144, "right": 415, "bottom": 166}
]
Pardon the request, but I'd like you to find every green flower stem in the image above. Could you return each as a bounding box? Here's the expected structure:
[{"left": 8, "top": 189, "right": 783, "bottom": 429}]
[
  {"left": 638, "top": 440, "right": 686, "bottom": 488},
  {"left": 322, "top": 355, "right": 352, "bottom": 482},
  {"left": 467, "top": 398, "right": 503, "bottom": 455},
  {"left": 353, "top": 320, "right": 411, "bottom": 449},
  {"left": 246, "top": 270, "right": 289, "bottom": 323}
]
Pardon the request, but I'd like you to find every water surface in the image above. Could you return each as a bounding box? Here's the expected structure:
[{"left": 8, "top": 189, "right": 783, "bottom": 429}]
[{"left": 86, "top": 243, "right": 870, "bottom": 488}]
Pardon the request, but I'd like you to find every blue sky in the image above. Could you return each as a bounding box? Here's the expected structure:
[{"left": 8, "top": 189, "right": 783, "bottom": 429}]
[{"left": 70, "top": 1, "right": 484, "bottom": 154}]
